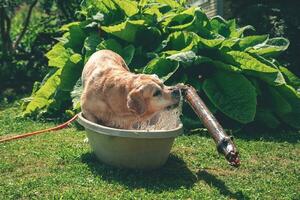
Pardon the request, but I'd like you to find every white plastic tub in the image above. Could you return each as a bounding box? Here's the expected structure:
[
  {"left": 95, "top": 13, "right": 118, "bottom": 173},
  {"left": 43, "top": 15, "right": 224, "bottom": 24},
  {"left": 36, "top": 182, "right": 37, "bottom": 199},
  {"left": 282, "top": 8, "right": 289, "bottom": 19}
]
[{"left": 77, "top": 112, "right": 183, "bottom": 170}]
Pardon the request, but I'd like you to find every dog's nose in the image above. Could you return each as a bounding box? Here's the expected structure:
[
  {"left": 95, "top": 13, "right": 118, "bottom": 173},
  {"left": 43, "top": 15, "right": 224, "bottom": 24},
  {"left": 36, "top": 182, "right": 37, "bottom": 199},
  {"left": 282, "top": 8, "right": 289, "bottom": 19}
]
[{"left": 171, "top": 89, "right": 180, "bottom": 99}]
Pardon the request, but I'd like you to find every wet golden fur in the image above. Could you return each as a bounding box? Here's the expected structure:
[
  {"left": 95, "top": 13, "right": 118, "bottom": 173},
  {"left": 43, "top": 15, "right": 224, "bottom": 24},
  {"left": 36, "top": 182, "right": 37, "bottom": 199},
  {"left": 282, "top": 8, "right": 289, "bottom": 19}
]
[{"left": 81, "top": 50, "right": 179, "bottom": 129}]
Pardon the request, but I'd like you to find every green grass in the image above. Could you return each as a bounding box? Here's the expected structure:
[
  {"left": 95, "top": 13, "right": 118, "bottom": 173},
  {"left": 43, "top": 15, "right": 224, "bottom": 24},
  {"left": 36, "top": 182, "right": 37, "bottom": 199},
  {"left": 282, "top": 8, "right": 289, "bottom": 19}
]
[{"left": 0, "top": 100, "right": 299, "bottom": 200}]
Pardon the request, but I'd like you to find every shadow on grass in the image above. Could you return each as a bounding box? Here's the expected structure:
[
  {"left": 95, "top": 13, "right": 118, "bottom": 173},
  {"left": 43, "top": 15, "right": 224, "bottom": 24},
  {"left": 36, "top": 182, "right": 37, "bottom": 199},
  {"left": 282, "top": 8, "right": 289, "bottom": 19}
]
[
  {"left": 81, "top": 153, "right": 252, "bottom": 199},
  {"left": 234, "top": 125, "right": 300, "bottom": 144},
  {"left": 197, "top": 170, "right": 250, "bottom": 200},
  {"left": 81, "top": 152, "right": 197, "bottom": 192}
]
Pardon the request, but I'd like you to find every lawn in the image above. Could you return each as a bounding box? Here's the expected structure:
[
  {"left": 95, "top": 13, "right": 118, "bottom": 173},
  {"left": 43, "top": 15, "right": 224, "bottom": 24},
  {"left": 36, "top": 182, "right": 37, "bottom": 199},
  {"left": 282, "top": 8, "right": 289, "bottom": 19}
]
[{"left": 0, "top": 100, "right": 299, "bottom": 200}]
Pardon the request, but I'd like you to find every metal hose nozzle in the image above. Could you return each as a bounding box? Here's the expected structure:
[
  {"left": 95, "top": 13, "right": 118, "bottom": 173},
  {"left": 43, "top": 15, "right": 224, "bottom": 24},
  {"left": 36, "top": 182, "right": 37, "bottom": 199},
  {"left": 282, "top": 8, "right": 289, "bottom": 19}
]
[{"left": 180, "top": 85, "right": 240, "bottom": 167}]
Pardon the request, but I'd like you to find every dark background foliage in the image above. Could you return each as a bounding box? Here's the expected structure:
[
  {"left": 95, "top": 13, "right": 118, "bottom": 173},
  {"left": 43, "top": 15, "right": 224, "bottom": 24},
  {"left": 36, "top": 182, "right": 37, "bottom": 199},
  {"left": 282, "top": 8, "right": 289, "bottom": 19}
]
[
  {"left": 226, "top": 0, "right": 300, "bottom": 77},
  {"left": 0, "top": 0, "right": 81, "bottom": 100},
  {"left": 1, "top": 0, "right": 299, "bottom": 100}
]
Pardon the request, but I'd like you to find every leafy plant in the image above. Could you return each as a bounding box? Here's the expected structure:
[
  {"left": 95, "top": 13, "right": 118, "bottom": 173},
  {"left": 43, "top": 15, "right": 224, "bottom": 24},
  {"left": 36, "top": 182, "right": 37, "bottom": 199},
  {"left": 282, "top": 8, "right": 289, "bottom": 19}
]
[
  {"left": 23, "top": 0, "right": 300, "bottom": 129},
  {"left": 227, "top": 0, "right": 300, "bottom": 77}
]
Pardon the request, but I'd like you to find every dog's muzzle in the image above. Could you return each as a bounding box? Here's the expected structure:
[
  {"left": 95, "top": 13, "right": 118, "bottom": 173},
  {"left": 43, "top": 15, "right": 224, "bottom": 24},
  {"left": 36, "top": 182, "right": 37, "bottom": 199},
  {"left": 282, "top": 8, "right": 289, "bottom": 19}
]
[
  {"left": 165, "top": 88, "right": 181, "bottom": 110},
  {"left": 171, "top": 89, "right": 180, "bottom": 99}
]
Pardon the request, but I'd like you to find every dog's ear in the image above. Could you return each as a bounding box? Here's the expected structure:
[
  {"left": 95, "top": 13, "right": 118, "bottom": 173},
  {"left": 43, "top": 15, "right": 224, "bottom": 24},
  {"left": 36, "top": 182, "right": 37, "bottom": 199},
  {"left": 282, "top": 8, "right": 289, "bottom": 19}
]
[{"left": 127, "top": 88, "right": 146, "bottom": 115}]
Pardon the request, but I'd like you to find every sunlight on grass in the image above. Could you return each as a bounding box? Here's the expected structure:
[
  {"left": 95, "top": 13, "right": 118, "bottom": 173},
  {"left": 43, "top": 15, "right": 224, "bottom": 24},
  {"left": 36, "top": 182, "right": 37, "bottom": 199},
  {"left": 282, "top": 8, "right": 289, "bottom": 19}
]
[{"left": 0, "top": 102, "right": 299, "bottom": 200}]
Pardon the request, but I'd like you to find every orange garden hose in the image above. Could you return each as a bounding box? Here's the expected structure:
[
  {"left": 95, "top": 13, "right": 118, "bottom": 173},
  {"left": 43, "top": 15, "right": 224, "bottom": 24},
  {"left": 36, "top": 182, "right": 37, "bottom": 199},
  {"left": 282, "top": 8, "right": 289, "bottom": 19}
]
[{"left": 0, "top": 114, "right": 78, "bottom": 143}]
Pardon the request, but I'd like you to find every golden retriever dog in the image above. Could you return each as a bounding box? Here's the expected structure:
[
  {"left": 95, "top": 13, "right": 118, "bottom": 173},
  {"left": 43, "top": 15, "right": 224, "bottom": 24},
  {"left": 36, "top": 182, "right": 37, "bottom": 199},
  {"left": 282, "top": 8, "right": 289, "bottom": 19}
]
[{"left": 81, "top": 50, "right": 180, "bottom": 129}]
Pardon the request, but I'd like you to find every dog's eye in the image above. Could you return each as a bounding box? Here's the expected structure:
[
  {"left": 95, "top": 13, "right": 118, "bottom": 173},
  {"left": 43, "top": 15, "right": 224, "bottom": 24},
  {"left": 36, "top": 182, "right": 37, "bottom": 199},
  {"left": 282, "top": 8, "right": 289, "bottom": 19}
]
[{"left": 153, "top": 90, "right": 162, "bottom": 97}]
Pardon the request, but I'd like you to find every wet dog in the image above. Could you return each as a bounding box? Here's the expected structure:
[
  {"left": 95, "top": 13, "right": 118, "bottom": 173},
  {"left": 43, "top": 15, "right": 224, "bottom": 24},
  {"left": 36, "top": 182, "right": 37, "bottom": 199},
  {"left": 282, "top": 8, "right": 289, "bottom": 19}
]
[{"left": 81, "top": 50, "right": 180, "bottom": 129}]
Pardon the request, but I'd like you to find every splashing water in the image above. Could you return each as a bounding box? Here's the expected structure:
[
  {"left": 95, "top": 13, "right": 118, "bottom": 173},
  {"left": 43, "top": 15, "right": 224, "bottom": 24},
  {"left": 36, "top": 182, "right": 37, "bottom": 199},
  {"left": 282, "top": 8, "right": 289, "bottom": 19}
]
[
  {"left": 136, "top": 107, "right": 182, "bottom": 130},
  {"left": 135, "top": 92, "right": 183, "bottom": 131}
]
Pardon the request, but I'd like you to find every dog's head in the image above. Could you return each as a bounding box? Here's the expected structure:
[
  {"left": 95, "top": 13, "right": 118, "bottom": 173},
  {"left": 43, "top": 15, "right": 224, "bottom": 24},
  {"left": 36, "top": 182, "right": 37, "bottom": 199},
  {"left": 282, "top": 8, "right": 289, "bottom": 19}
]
[{"left": 127, "top": 74, "right": 180, "bottom": 118}]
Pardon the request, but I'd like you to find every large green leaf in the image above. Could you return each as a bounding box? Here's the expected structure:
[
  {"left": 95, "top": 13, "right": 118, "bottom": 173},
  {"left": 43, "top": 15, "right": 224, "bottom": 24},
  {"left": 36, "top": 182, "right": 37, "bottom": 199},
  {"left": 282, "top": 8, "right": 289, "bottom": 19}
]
[
  {"left": 167, "top": 51, "right": 198, "bottom": 66},
  {"left": 139, "top": 0, "right": 148, "bottom": 7},
  {"left": 255, "top": 107, "right": 280, "bottom": 129},
  {"left": 101, "top": 20, "right": 146, "bottom": 42},
  {"left": 267, "top": 86, "right": 292, "bottom": 115},
  {"left": 46, "top": 43, "right": 70, "bottom": 68},
  {"left": 23, "top": 54, "right": 83, "bottom": 117},
  {"left": 82, "top": 0, "right": 138, "bottom": 25},
  {"left": 63, "top": 22, "right": 87, "bottom": 52},
  {"left": 237, "top": 35, "right": 269, "bottom": 50},
  {"left": 156, "top": 0, "right": 181, "bottom": 8},
  {"left": 277, "top": 85, "right": 300, "bottom": 111},
  {"left": 210, "top": 16, "right": 254, "bottom": 39},
  {"left": 23, "top": 69, "right": 62, "bottom": 117},
  {"left": 162, "top": 7, "right": 210, "bottom": 34},
  {"left": 279, "top": 66, "right": 300, "bottom": 89},
  {"left": 209, "top": 16, "right": 229, "bottom": 37},
  {"left": 167, "top": 51, "right": 241, "bottom": 72},
  {"left": 143, "top": 4, "right": 164, "bottom": 20},
  {"left": 59, "top": 54, "right": 83, "bottom": 91},
  {"left": 203, "top": 70, "right": 257, "bottom": 123},
  {"left": 84, "top": 32, "right": 102, "bottom": 61},
  {"left": 207, "top": 59, "right": 241, "bottom": 72},
  {"left": 143, "top": 57, "right": 179, "bottom": 81},
  {"left": 116, "top": 0, "right": 139, "bottom": 17},
  {"left": 276, "top": 84, "right": 300, "bottom": 129},
  {"left": 161, "top": 10, "right": 187, "bottom": 31},
  {"left": 221, "top": 38, "right": 240, "bottom": 49},
  {"left": 225, "top": 51, "right": 286, "bottom": 85},
  {"left": 227, "top": 19, "right": 254, "bottom": 38},
  {"left": 49, "top": 54, "right": 84, "bottom": 113},
  {"left": 96, "top": 39, "right": 123, "bottom": 55},
  {"left": 247, "top": 37, "right": 290, "bottom": 57},
  {"left": 198, "top": 36, "right": 224, "bottom": 48},
  {"left": 280, "top": 112, "right": 300, "bottom": 129},
  {"left": 135, "top": 27, "right": 162, "bottom": 50},
  {"left": 159, "top": 31, "right": 199, "bottom": 54},
  {"left": 96, "top": 39, "right": 135, "bottom": 65},
  {"left": 234, "top": 25, "right": 255, "bottom": 38},
  {"left": 71, "top": 78, "right": 83, "bottom": 111},
  {"left": 122, "top": 45, "right": 135, "bottom": 65}
]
